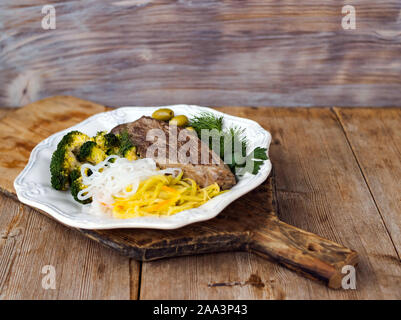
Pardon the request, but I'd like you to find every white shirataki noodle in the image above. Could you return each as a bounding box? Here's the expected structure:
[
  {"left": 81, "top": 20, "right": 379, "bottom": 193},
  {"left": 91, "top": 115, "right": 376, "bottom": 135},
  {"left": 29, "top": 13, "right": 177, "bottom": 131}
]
[{"left": 78, "top": 155, "right": 181, "bottom": 216}]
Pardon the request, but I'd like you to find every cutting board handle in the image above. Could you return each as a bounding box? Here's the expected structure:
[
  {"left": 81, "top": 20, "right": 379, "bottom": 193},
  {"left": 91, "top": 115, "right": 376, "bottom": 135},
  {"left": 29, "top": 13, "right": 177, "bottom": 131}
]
[{"left": 250, "top": 217, "right": 358, "bottom": 288}]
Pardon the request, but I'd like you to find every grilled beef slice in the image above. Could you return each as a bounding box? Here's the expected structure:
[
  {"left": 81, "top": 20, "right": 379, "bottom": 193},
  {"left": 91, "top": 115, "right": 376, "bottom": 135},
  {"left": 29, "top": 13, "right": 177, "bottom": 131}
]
[{"left": 111, "top": 116, "right": 236, "bottom": 190}]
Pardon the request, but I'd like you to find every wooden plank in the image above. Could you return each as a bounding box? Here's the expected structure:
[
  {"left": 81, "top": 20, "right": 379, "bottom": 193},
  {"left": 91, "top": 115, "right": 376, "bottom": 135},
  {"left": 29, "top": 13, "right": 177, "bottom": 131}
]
[
  {"left": 140, "top": 107, "right": 401, "bottom": 299},
  {"left": 0, "top": 95, "right": 358, "bottom": 289},
  {"left": 81, "top": 176, "right": 357, "bottom": 289},
  {"left": 0, "top": 108, "right": 13, "bottom": 120},
  {"left": 334, "top": 107, "right": 401, "bottom": 256},
  {"left": 140, "top": 252, "right": 271, "bottom": 300},
  {"left": 0, "top": 97, "right": 137, "bottom": 299},
  {"left": 0, "top": 96, "right": 107, "bottom": 197},
  {"left": 0, "top": 195, "right": 135, "bottom": 299},
  {"left": 1, "top": 1, "right": 401, "bottom": 108}
]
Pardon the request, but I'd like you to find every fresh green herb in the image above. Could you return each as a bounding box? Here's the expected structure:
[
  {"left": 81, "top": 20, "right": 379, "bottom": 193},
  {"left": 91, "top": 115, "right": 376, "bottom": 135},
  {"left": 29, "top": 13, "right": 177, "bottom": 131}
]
[
  {"left": 252, "top": 147, "right": 268, "bottom": 160},
  {"left": 250, "top": 160, "right": 264, "bottom": 175},
  {"left": 189, "top": 113, "right": 268, "bottom": 175},
  {"left": 237, "top": 147, "right": 269, "bottom": 175},
  {"left": 219, "top": 127, "right": 248, "bottom": 170},
  {"left": 189, "top": 112, "right": 223, "bottom": 136}
]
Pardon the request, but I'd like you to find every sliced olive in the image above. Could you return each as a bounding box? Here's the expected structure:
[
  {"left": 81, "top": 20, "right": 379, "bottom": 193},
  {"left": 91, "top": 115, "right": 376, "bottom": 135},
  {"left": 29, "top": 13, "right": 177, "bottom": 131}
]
[
  {"left": 152, "top": 108, "right": 174, "bottom": 121},
  {"left": 169, "top": 115, "right": 189, "bottom": 127}
]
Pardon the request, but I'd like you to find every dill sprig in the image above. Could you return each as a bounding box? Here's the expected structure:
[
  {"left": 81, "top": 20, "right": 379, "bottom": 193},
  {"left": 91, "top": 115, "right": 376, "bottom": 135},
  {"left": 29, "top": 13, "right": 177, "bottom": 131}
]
[
  {"left": 220, "top": 126, "right": 248, "bottom": 158},
  {"left": 189, "top": 112, "right": 223, "bottom": 136},
  {"left": 189, "top": 111, "right": 268, "bottom": 175}
]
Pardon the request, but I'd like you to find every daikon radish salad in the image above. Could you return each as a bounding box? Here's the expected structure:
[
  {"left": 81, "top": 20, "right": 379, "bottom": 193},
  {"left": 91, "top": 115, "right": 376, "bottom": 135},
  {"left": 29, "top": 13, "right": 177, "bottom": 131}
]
[{"left": 77, "top": 155, "right": 224, "bottom": 218}]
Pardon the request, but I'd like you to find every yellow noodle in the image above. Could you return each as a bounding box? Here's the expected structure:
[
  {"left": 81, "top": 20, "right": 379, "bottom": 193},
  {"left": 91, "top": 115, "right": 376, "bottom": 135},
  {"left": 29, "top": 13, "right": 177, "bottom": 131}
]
[{"left": 112, "top": 174, "right": 224, "bottom": 219}]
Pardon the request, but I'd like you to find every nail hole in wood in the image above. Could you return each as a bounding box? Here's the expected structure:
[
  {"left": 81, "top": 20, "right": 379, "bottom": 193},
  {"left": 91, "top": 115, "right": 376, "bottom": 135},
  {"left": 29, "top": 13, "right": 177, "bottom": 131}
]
[{"left": 308, "top": 243, "right": 318, "bottom": 252}]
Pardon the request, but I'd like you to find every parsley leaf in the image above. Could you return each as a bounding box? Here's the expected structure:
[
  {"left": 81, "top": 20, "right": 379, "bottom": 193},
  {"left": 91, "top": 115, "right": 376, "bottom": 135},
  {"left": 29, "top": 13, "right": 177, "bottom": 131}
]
[
  {"left": 189, "top": 112, "right": 268, "bottom": 176},
  {"left": 253, "top": 147, "right": 268, "bottom": 160},
  {"left": 251, "top": 160, "right": 265, "bottom": 174},
  {"left": 237, "top": 147, "right": 269, "bottom": 176}
]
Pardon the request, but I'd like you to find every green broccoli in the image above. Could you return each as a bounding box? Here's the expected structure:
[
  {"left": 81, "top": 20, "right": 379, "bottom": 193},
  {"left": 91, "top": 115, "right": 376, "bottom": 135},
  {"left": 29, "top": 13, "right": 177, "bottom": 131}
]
[
  {"left": 94, "top": 131, "right": 120, "bottom": 154},
  {"left": 77, "top": 141, "right": 107, "bottom": 164},
  {"left": 50, "top": 131, "right": 91, "bottom": 190},
  {"left": 69, "top": 168, "right": 91, "bottom": 204},
  {"left": 117, "top": 131, "right": 137, "bottom": 160},
  {"left": 122, "top": 145, "right": 138, "bottom": 161}
]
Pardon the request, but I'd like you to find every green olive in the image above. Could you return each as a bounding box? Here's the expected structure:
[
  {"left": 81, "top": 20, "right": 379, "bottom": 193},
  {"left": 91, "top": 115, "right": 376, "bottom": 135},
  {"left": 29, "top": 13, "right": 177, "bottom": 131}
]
[
  {"left": 169, "top": 115, "right": 189, "bottom": 127},
  {"left": 152, "top": 108, "right": 174, "bottom": 121},
  {"left": 185, "top": 126, "right": 197, "bottom": 136}
]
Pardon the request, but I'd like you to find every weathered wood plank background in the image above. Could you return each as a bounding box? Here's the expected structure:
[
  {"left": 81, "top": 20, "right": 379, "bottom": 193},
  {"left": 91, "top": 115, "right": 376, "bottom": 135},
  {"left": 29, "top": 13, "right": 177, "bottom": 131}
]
[
  {"left": 1, "top": 101, "right": 401, "bottom": 299},
  {"left": 1, "top": 0, "right": 401, "bottom": 108}
]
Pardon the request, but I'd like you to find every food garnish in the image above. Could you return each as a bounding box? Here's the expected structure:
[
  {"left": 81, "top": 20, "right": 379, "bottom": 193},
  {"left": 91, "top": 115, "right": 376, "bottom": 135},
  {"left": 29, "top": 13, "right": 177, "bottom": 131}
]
[
  {"left": 185, "top": 126, "right": 196, "bottom": 132},
  {"left": 237, "top": 146, "right": 268, "bottom": 175},
  {"left": 189, "top": 111, "right": 223, "bottom": 134},
  {"left": 189, "top": 112, "right": 268, "bottom": 175},
  {"left": 169, "top": 115, "right": 189, "bottom": 127},
  {"left": 151, "top": 108, "right": 174, "bottom": 121}
]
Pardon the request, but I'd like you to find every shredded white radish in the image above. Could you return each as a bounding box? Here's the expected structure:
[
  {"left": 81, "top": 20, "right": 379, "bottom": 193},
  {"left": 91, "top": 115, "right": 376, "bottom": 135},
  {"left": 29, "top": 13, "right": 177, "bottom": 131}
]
[{"left": 78, "top": 155, "right": 181, "bottom": 216}]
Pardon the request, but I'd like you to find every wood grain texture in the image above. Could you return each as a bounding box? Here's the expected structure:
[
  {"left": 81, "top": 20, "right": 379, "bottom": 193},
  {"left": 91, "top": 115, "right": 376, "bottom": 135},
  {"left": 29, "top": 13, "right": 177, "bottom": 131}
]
[
  {"left": 334, "top": 108, "right": 401, "bottom": 256},
  {"left": 83, "top": 177, "right": 357, "bottom": 288},
  {"left": 248, "top": 107, "right": 401, "bottom": 298},
  {"left": 1, "top": 1, "right": 401, "bottom": 108},
  {"left": 0, "top": 96, "right": 358, "bottom": 289},
  {"left": 0, "top": 96, "right": 107, "bottom": 197},
  {"left": 141, "top": 107, "right": 401, "bottom": 299},
  {"left": 251, "top": 217, "right": 358, "bottom": 288},
  {"left": 0, "top": 195, "right": 133, "bottom": 299},
  {"left": 0, "top": 100, "right": 140, "bottom": 300},
  {"left": 1, "top": 97, "right": 400, "bottom": 298},
  {"left": 0, "top": 108, "right": 13, "bottom": 120}
]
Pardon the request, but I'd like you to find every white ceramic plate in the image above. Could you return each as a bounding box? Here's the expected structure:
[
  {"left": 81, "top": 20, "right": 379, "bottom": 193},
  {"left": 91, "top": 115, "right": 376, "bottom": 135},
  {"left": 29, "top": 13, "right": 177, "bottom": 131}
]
[{"left": 14, "top": 105, "right": 272, "bottom": 230}]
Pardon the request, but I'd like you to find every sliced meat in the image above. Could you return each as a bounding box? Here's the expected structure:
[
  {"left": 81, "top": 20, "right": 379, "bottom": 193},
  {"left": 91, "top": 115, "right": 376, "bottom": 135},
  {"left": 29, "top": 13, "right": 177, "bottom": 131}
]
[{"left": 111, "top": 116, "right": 236, "bottom": 189}]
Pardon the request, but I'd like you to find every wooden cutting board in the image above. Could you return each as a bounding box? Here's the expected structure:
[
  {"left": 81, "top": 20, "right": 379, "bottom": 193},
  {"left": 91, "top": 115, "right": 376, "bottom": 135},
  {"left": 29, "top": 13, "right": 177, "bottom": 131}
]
[{"left": 0, "top": 96, "right": 358, "bottom": 288}]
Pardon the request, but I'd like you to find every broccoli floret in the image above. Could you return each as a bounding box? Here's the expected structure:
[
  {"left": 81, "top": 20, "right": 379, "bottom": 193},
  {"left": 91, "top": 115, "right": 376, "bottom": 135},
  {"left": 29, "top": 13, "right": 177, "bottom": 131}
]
[
  {"left": 118, "top": 131, "right": 137, "bottom": 159},
  {"left": 122, "top": 145, "right": 138, "bottom": 161},
  {"left": 94, "top": 131, "right": 107, "bottom": 145},
  {"left": 50, "top": 131, "right": 91, "bottom": 190},
  {"left": 77, "top": 141, "right": 107, "bottom": 164},
  {"left": 118, "top": 131, "right": 138, "bottom": 160},
  {"left": 70, "top": 169, "right": 91, "bottom": 204},
  {"left": 119, "top": 131, "right": 132, "bottom": 148},
  {"left": 69, "top": 168, "right": 81, "bottom": 183},
  {"left": 94, "top": 131, "right": 120, "bottom": 154}
]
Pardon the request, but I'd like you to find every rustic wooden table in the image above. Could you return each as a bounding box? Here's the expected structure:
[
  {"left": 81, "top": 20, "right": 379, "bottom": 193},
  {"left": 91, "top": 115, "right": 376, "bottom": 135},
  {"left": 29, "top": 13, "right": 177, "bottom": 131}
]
[{"left": 0, "top": 106, "right": 400, "bottom": 299}]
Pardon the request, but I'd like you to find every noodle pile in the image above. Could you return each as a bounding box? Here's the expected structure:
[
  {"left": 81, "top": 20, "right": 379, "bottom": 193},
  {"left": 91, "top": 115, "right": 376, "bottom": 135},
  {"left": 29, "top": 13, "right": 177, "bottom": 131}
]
[
  {"left": 78, "top": 155, "right": 181, "bottom": 216},
  {"left": 112, "top": 172, "right": 222, "bottom": 218},
  {"left": 78, "top": 155, "right": 223, "bottom": 218}
]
